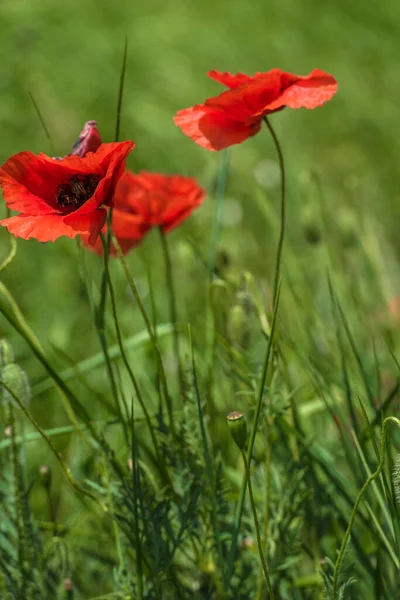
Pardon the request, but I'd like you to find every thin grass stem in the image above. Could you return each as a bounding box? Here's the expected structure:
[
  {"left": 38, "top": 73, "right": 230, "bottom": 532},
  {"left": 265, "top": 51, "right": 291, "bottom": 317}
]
[
  {"left": 240, "top": 448, "right": 275, "bottom": 599},
  {"left": 159, "top": 228, "right": 185, "bottom": 399},
  {"left": 227, "top": 281, "right": 281, "bottom": 582},
  {"left": 112, "top": 234, "right": 174, "bottom": 437}
]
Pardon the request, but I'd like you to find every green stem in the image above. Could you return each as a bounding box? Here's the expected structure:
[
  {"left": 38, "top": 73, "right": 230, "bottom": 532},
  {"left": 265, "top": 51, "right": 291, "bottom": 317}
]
[
  {"left": 0, "top": 234, "right": 16, "bottom": 274},
  {"left": 104, "top": 457, "right": 125, "bottom": 574},
  {"left": 190, "top": 331, "right": 227, "bottom": 595},
  {"left": 115, "top": 37, "right": 128, "bottom": 143},
  {"left": 255, "top": 425, "right": 272, "bottom": 600},
  {"left": 226, "top": 282, "right": 281, "bottom": 582},
  {"left": 263, "top": 117, "right": 286, "bottom": 307},
  {"left": 100, "top": 235, "right": 173, "bottom": 488},
  {"left": 8, "top": 403, "right": 27, "bottom": 596},
  {"left": 112, "top": 234, "right": 174, "bottom": 437},
  {"left": 159, "top": 228, "right": 184, "bottom": 398},
  {"left": 96, "top": 233, "right": 129, "bottom": 444},
  {"left": 332, "top": 416, "right": 400, "bottom": 599},
  {"left": 241, "top": 448, "right": 275, "bottom": 600},
  {"left": 130, "top": 408, "right": 144, "bottom": 600}
]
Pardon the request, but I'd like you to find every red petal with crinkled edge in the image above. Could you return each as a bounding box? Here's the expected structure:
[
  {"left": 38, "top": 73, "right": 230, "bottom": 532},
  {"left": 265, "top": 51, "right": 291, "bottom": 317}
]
[
  {"left": 0, "top": 214, "right": 78, "bottom": 242},
  {"left": 0, "top": 208, "right": 107, "bottom": 243},
  {"left": 208, "top": 70, "right": 255, "bottom": 89},
  {"left": 267, "top": 69, "right": 338, "bottom": 110},
  {"left": 174, "top": 105, "right": 261, "bottom": 150}
]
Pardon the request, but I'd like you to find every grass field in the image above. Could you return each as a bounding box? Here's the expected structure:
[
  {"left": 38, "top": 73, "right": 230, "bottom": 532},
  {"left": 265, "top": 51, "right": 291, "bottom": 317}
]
[{"left": 0, "top": 1, "right": 400, "bottom": 598}]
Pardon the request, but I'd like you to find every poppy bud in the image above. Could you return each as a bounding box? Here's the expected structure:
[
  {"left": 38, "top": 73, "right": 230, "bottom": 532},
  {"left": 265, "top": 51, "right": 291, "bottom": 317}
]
[
  {"left": 1, "top": 363, "right": 30, "bottom": 407},
  {"left": 70, "top": 120, "right": 102, "bottom": 158},
  {"left": 0, "top": 339, "right": 14, "bottom": 367},
  {"left": 227, "top": 411, "right": 247, "bottom": 450},
  {"left": 39, "top": 465, "right": 52, "bottom": 490}
]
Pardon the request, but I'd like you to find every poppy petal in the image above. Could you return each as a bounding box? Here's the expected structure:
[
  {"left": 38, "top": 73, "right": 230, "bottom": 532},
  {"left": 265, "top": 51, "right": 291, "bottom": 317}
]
[
  {"left": 208, "top": 70, "right": 254, "bottom": 89},
  {"left": 267, "top": 69, "right": 338, "bottom": 111},
  {"left": 174, "top": 105, "right": 261, "bottom": 150},
  {"left": 64, "top": 208, "right": 107, "bottom": 244},
  {"left": 0, "top": 152, "right": 62, "bottom": 215},
  {"left": 0, "top": 214, "right": 81, "bottom": 242}
]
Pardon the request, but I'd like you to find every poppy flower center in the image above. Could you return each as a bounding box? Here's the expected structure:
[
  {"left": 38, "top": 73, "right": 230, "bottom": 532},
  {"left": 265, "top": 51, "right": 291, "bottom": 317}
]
[{"left": 56, "top": 174, "right": 101, "bottom": 209}]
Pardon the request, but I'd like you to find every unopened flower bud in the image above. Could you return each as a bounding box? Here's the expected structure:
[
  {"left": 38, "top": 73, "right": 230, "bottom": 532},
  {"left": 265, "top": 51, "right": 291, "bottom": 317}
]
[
  {"left": 0, "top": 339, "right": 14, "bottom": 367},
  {"left": 1, "top": 363, "right": 30, "bottom": 407},
  {"left": 227, "top": 411, "right": 247, "bottom": 450},
  {"left": 39, "top": 465, "right": 52, "bottom": 489},
  {"left": 70, "top": 120, "right": 101, "bottom": 157}
]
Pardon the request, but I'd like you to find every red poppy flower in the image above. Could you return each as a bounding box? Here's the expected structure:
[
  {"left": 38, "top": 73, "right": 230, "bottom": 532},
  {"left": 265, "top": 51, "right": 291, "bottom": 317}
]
[
  {"left": 174, "top": 68, "right": 337, "bottom": 151},
  {"left": 0, "top": 141, "right": 134, "bottom": 244},
  {"left": 84, "top": 170, "right": 206, "bottom": 255}
]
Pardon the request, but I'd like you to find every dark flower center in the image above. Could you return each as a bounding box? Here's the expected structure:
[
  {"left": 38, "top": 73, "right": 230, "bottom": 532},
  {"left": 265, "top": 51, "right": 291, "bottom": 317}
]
[{"left": 56, "top": 174, "right": 101, "bottom": 209}]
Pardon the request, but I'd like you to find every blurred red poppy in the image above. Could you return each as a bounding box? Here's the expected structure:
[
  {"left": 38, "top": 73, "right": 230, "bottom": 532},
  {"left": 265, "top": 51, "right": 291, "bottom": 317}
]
[
  {"left": 174, "top": 68, "right": 337, "bottom": 150},
  {"left": 0, "top": 141, "right": 134, "bottom": 244},
  {"left": 84, "top": 170, "right": 206, "bottom": 255}
]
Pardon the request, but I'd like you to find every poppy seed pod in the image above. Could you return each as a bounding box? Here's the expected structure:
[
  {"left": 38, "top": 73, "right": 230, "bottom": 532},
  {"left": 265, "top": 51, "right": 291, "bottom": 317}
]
[
  {"left": 227, "top": 411, "right": 248, "bottom": 450},
  {"left": 1, "top": 362, "right": 31, "bottom": 407},
  {"left": 0, "top": 339, "right": 14, "bottom": 367}
]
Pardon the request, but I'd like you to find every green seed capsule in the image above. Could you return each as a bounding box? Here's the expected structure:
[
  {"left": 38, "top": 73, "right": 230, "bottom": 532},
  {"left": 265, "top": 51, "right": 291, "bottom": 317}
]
[
  {"left": 227, "top": 411, "right": 247, "bottom": 450},
  {"left": 1, "top": 363, "right": 31, "bottom": 407},
  {"left": 0, "top": 339, "right": 14, "bottom": 367}
]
